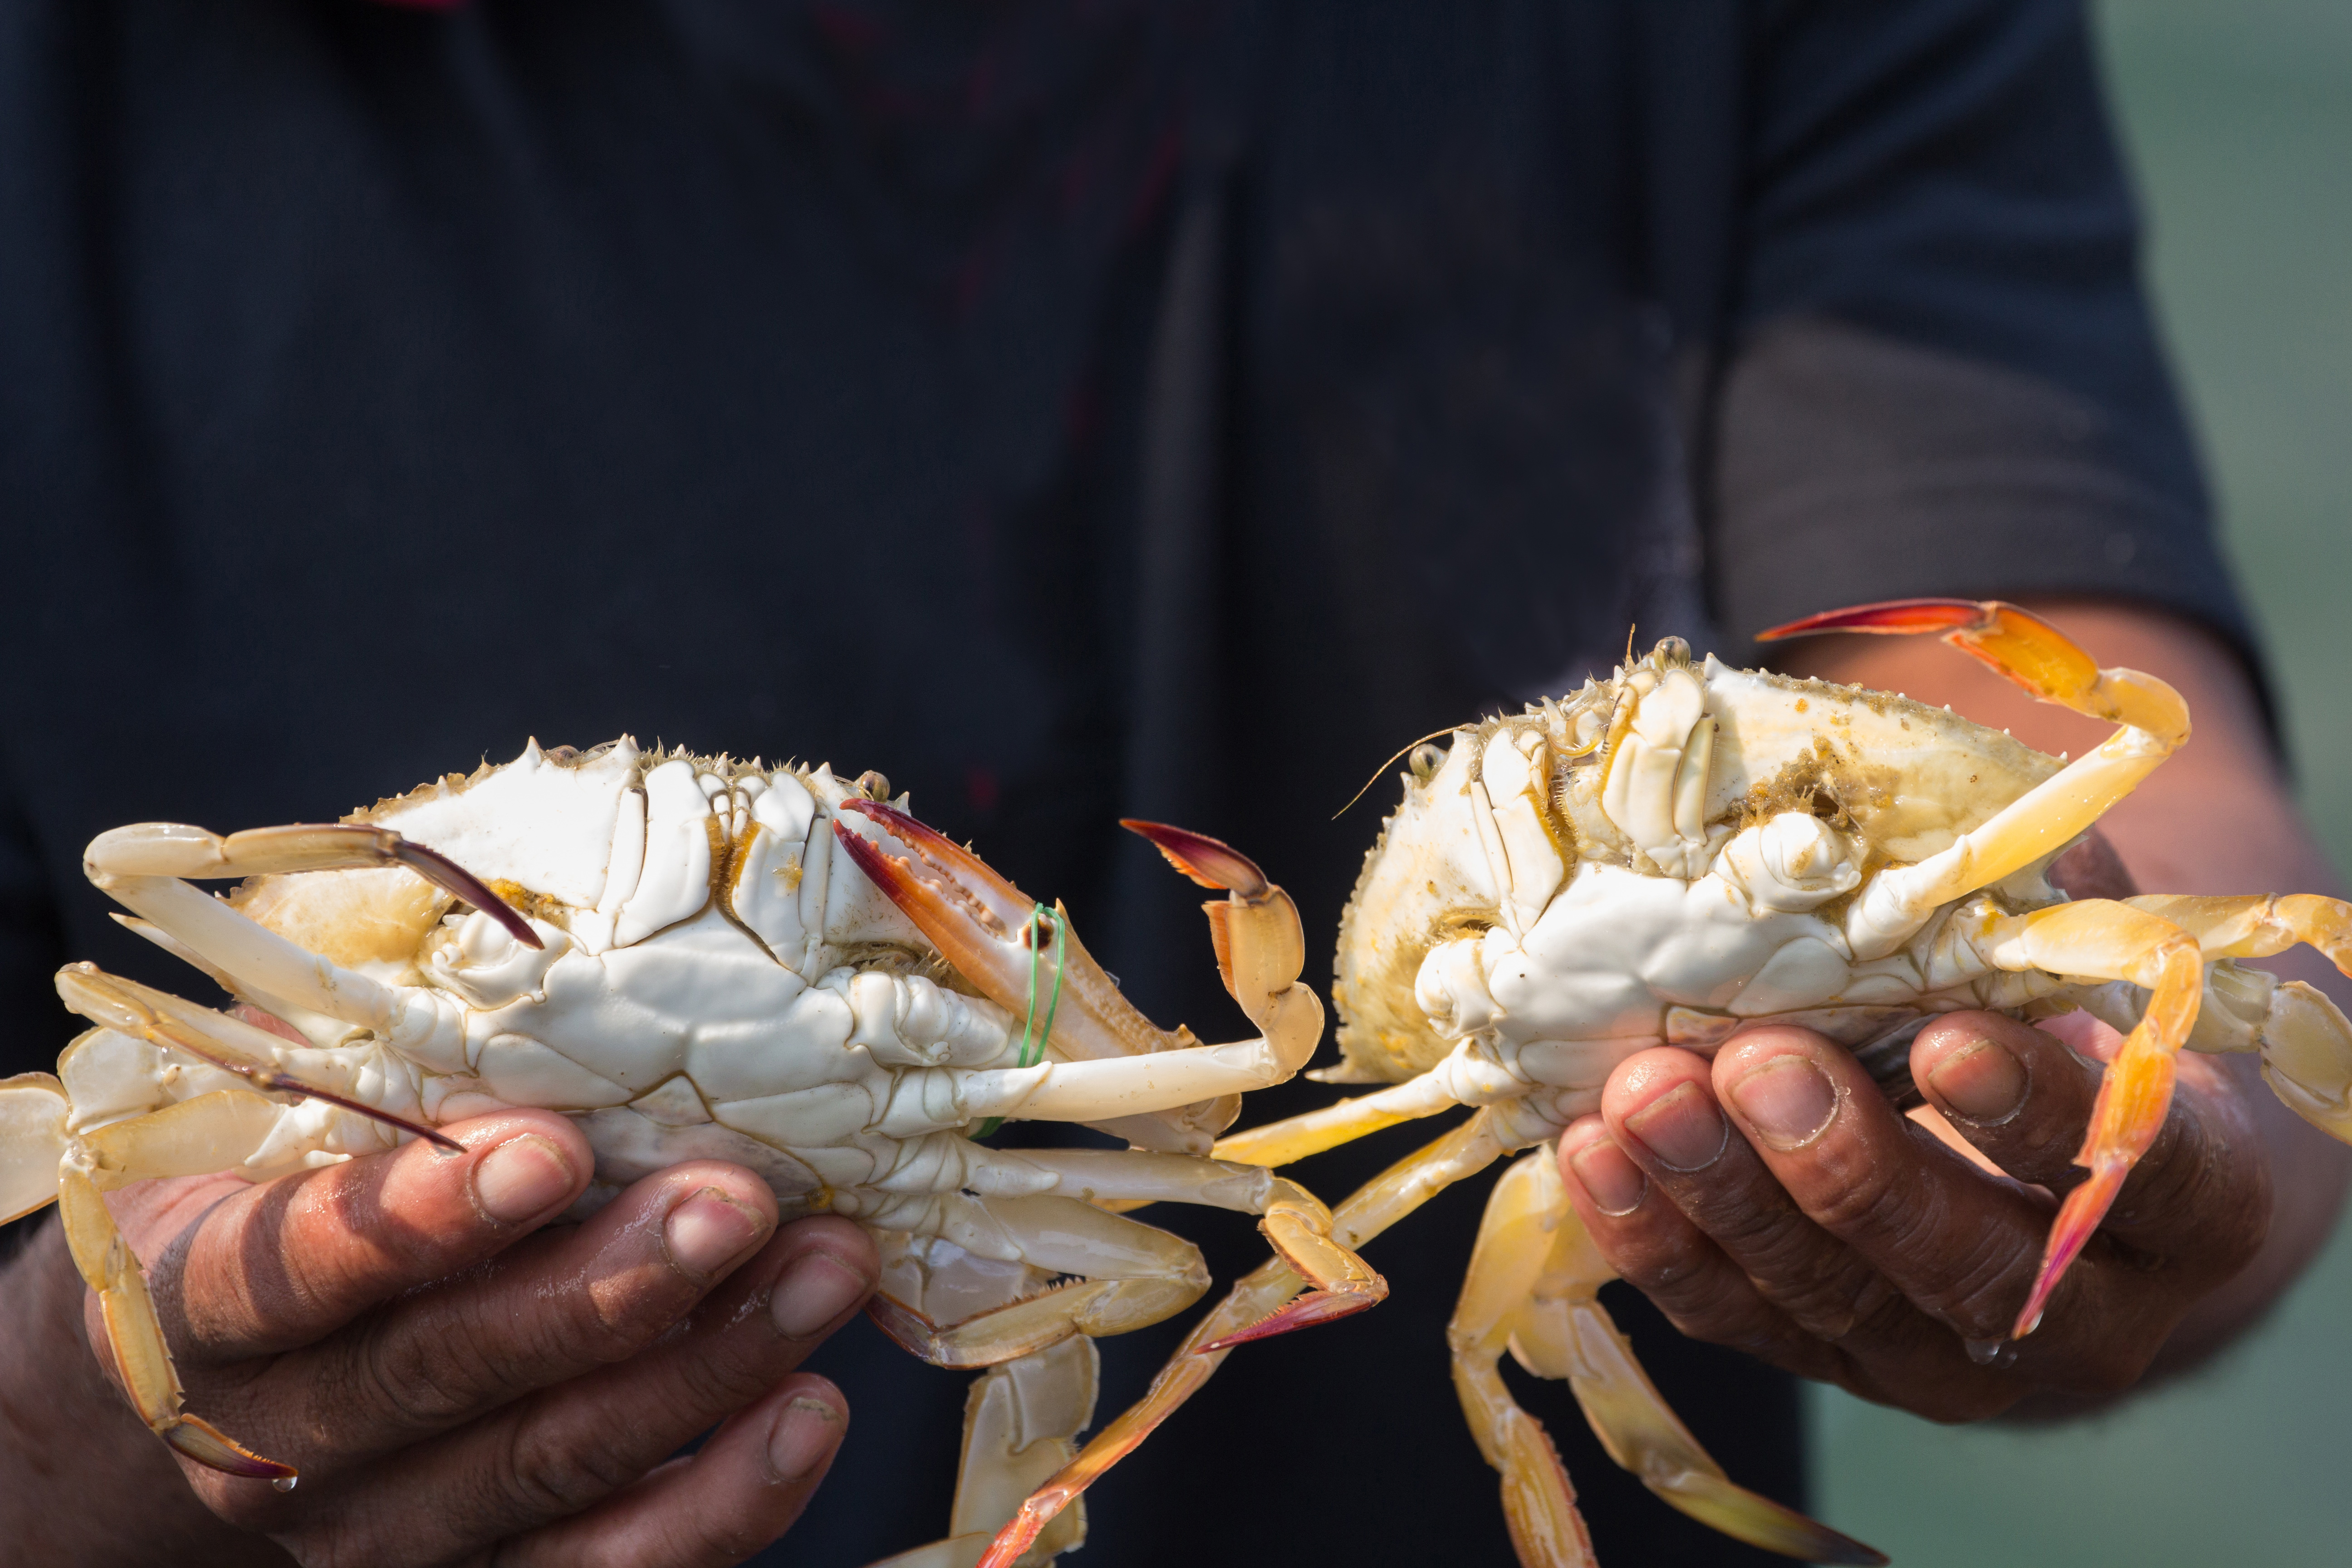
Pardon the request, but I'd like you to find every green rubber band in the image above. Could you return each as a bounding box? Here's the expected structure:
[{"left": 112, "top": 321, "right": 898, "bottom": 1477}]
[{"left": 975, "top": 903, "right": 1063, "bottom": 1139}]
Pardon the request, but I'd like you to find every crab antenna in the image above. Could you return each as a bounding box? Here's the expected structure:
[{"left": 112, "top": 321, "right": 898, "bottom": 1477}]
[{"left": 1332, "top": 727, "right": 1465, "bottom": 821}]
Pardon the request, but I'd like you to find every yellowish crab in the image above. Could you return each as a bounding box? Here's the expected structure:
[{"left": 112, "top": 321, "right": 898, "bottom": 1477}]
[
  {"left": 0, "top": 738, "right": 1383, "bottom": 1567},
  {"left": 973, "top": 599, "right": 2352, "bottom": 1568}
]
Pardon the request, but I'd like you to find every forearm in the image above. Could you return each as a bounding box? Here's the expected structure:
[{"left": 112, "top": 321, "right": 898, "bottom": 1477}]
[
  {"left": 1776, "top": 598, "right": 2352, "bottom": 1366},
  {"left": 0, "top": 1221, "right": 285, "bottom": 1566}
]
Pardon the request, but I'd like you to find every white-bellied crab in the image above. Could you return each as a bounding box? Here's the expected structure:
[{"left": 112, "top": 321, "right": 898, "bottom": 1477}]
[
  {"left": 0, "top": 737, "right": 1382, "bottom": 1567},
  {"left": 972, "top": 599, "right": 2352, "bottom": 1568}
]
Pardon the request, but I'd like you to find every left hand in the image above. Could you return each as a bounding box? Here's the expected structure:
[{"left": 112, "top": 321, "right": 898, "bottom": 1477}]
[{"left": 1555, "top": 1008, "right": 2273, "bottom": 1420}]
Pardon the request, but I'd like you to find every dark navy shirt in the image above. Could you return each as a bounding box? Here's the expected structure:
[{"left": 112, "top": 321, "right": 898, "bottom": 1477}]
[{"left": 0, "top": 2, "right": 2250, "bottom": 1563}]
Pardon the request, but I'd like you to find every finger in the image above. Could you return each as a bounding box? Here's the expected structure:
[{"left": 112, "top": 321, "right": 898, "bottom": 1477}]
[
  {"left": 1709, "top": 1027, "right": 2059, "bottom": 1350},
  {"left": 248, "top": 1159, "right": 781, "bottom": 1473},
  {"left": 145, "top": 1109, "right": 595, "bottom": 1363},
  {"left": 1601, "top": 1047, "right": 1921, "bottom": 1345},
  {"left": 322, "top": 1217, "right": 874, "bottom": 1562},
  {"left": 1604, "top": 1044, "right": 2029, "bottom": 1418},
  {"left": 1555, "top": 1115, "right": 1849, "bottom": 1384},
  {"left": 500, "top": 1376, "right": 849, "bottom": 1568},
  {"left": 1911, "top": 1009, "right": 2269, "bottom": 1275}
]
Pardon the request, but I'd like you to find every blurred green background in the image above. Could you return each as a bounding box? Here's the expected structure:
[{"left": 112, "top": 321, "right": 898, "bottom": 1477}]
[{"left": 1808, "top": 1, "right": 2352, "bottom": 1561}]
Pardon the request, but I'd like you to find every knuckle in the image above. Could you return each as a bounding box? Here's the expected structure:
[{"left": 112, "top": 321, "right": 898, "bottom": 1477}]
[
  {"left": 499, "top": 1416, "right": 648, "bottom": 1519},
  {"left": 667, "top": 1340, "right": 774, "bottom": 1416},
  {"left": 1610, "top": 1230, "right": 1727, "bottom": 1308},
  {"left": 1799, "top": 1154, "right": 1915, "bottom": 1244},
  {"left": 2113, "top": 1125, "right": 2273, "bottom": 1277},
  {"left": 1912, "top": 1230, "right": 2036, "bottom": 1342},
  {"left": 557, "top": 1264, "right": 685, "bottom": 1367},
  {"left": 1769, "top": 1265, "right": 1900, "bottom": 1342},
  {"left": 1681, "top": 1182, "right": 1825, "bottom": 1279},
  {"left": 337, "top": 1311, "right": 510, "bottom": 1431},
  {"left": 1655, "top": 1290, "right": 1773, "bottom": 1351}
]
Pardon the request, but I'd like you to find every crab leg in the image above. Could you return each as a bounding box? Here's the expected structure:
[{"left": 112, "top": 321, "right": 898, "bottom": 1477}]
[
  {"left": 2111, "top": 895, "right": 2352, "bottom": 1140},
  {"left": 946, "top": 1039, "right": 1328, "bottom": 1126},
  {"left": 7, "top": 972, "right": 458, "bottom": 1487},
  {"left": 54, "top": 965, "right": 457, "bottom": 1150},
  {"left": 56, "top": 1162, "right": 295, "bottom": 1479},
  {"left": 1761, "top": 599, "right": 2189, "bottom": 958},
  {"left": 1008, "top": 1151, "right": 1388, "bottom": 1339},
  {"left": 976, "top": 1112, "right": 1510, "bottom": 1568},
  {"left": 1012, "top": 1146, "right": 1378, "bottom": 1311},
  {"left": 0, "top": 1073, "right": 70, "bottom": 1225},
  {"left": 838, "top": 808, "right": 1319, "bottom": 1151},
  {"left": 78, "top": 823, "right": 519, "bottom": 1063},
  {"left": 1208, "top": 1071, "right": 1459, "bottom": 1168},
  {"left": 864, "top": 1238, "right": 1103, "bottom": 1568},
  {"left": 86, "top": 822, "right": 539, "bottom": 945},
  {"left": 38, "top": 1078, "right": 364, "bottom": 1481},
  {"left": 1970, "top": 900, "right": 2206, "bottom": 1334},
  {"left": 868, "top": 1194, "right": 1214, "bottom": 1367},
  {"left": 1454, "top": 1152, "right": 1884, "bottom": 1567}
]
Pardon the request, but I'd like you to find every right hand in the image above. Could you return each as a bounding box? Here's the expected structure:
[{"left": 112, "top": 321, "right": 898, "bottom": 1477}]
[{"left": 0, "top": 1110, "right": 878, "bottom": 1567}]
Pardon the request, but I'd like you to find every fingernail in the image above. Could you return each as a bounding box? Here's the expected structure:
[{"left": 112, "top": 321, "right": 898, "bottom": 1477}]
[
  {"left": 471, "top": 1135, "right": 576, "bottom": 1223},
  {"left": 1568, "top": 1138, "right": 1648, "bottom": 1215},
  {"left": 773, "top": 1250, "right": 873, "bottom": 1340},
  {"left": 1928, "top": 1039, "right": 2029, "bottom": 1123},
  {"left": 1623, "top": 1082, "right": 1729, "bottom": 1171},
  {"left": 765, "top": 1394, "right": 844, "bottom": 1483},
  {"left": 1730, "top": 1057, "right": 1839, "bottom": 1150},
  {"left": 664, "top": 1188, "right": 767, "bottom": 1278}
]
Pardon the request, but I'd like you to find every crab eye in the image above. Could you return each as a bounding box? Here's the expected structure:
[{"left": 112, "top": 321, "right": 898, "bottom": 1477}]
[{"left": 1409, "top": 743, "right": 1445, "bottom": 780}]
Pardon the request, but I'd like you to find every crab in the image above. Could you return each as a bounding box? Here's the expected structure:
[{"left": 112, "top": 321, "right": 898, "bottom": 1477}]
[
  {"left": 970, "top": 599, "right": 2352, "bottom": 1568},
  {"left": 0, "top": 737, "right": 1385, "bottom": 1568}
]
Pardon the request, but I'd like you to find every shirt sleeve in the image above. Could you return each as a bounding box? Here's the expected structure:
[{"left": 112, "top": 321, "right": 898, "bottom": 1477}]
[{"left": 1705, "top": 0, "right": 2254, "bottom": 665}]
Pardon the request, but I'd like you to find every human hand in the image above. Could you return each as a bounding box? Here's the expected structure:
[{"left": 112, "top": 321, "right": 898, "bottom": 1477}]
[
  {"left": 1553, "top": 1010, "right": 2273, "bottom": 1421},
  {"left": 0, "top": 1109, "right": 877, "bottom": 1567}
]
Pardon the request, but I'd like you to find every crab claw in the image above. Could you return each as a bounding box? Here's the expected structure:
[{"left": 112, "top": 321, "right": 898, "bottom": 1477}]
[
  {"left": 1758, "top": 596, "right": 1995, "bottom": 641},
  {"left": 1120, "top": 820, "right": 1271, "bottom": 897},
  {"left": 1759, "top": 598, "right": 2186, "bottom": 744},
  {"left": 834, "top": 801, "right": 1188, "bottom": 1062},
  {"left": 1122, "top": 819, "right": 1310, "bottom": 1040},
  {"left": 1759, "top": 598, "right": 2099, "bottom": 707}
]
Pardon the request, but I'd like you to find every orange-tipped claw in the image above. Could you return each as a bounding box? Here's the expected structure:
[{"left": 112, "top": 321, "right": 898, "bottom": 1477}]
[
  {"left": 1121, "top": 820, "right": 1270, "bottom": 897},
  {"left": 1758, "top": 598, "right": 2170, "bottom": 739},
  {"left": 1758, "top": 596, "right": 1994, "bottom": 641},
  {"left": 1196, "top": 1285, "right": 1381, "bottom": 1352},
  {"left": 836, "top": 802, "right": 1186, "bottom": 1062},
  {"left": 2014, "top": 1159, "right": 2128, "bottom": 1338},
  {"left": 837, "top": 800, "right": 1036, "bottom": 945},
  {"left": 979, "top": 1353, "right": 1219, "bottom": 1568},
  {"left": 165, "top": 1415, "right": 298, "bottom": 1480},
  {"left": 58, "top": 965, "right": 465, "bottom": 1153}
]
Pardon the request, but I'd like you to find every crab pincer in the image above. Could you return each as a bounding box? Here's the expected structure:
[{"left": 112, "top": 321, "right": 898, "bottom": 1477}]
[{"left": 835, "top": 800, "right": 1197, "bottom": 1063}]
